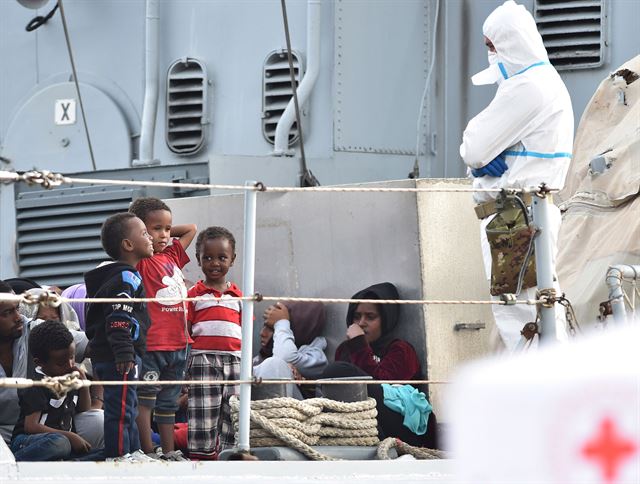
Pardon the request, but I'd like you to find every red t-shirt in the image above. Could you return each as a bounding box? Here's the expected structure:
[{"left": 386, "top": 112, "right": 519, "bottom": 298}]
[
  {"left": 187, "top": 281, "right": 242, "bottom": 355},
  {"left": 136, "top": 239, "right": 192, "bottom": 351}
]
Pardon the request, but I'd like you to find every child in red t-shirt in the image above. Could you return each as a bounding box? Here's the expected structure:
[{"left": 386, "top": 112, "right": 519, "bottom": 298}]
[
  {"left": 128, "top": 197, "right": 196, "bottom": 461},
  {"left": 186, "top": 226, "right": 241, "bottom": 460}
]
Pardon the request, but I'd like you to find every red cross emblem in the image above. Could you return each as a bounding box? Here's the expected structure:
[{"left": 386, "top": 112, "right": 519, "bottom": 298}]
[{"left": 581, "top": 417, "right": 637, "bottom": 483}]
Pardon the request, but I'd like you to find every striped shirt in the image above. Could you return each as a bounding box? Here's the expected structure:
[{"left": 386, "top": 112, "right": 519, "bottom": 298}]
[{"left": 187, "top": 281, "right": 242, "bottom": 356}]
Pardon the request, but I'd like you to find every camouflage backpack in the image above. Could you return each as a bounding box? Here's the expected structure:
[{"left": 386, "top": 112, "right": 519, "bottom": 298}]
[{"left": 486, "top": 198, "right": 537, "bottom": 296}]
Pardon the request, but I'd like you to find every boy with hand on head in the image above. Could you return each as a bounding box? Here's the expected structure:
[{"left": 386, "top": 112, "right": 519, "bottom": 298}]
[
  {"left": 187, "top": 226, "right": 241, "bottom": 459},
  {"left": 10, "top": 320, "right": 102, "bottom": 461},
  {"left": 128, "top": 197, "right": 196, "bottom": 461},
  {"left": 84, "top": 212, "right": 155, "bottom": 462}
]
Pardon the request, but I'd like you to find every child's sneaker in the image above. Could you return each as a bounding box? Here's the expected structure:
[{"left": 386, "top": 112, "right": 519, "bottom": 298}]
[
  {"left": 128, "top": 450, "right": 159, "bottom": 463},
  {"left": 147, "top": 445, "right": 163, "bottom": 460},
  {"left": 161, "top": 450, "right": 189, "bottom": 461}
]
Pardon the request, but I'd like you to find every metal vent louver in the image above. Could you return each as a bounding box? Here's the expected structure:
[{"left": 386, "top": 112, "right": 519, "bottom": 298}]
[
  {"left": 16, "top": 187, "right": 136, "bottom": 287},
  {"left": 166, "top": 58, "right": 207, "bottom": 154},
  {"left": 534, "top": 0, "right": 605, "bottom": 70},
  {"left": 262, "top": 50, "right": 304, "bottom": 145}
]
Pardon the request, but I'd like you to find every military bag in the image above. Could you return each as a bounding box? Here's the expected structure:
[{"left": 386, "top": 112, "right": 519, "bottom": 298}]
[{"left": 485, "top": 198, "right": 537, "bottom": 296}]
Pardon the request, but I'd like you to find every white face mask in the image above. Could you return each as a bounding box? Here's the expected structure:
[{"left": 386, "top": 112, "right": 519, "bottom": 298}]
[{"left": 471, "top": 51, "right": 505, "bottom": 86}]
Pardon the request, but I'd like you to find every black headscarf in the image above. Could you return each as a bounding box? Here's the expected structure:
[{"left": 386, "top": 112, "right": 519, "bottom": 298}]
[{"left": 345, "top": 282, "right": 400, "bottom": 354}]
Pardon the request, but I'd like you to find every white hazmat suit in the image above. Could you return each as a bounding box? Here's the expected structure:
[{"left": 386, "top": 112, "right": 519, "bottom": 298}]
[{"left": 460, "top": 1, "right": 573, "bottom": 351}]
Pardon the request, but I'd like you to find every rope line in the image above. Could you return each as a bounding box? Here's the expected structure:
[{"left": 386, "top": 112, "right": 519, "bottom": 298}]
[
  {"left": 58, "top": 0, "right": 98, "bottom": 171},
  {"left": 377, "top": 437, "right": 446, "bottom": 460},
  {"left": 0, "top": 169, "right": 555, "bottom": 194},
  {"left": 0, "top": 377, "right": 450, "bottom": 393},
  {"left": 0, "top": 291, "right": 545, "bottom": 307},
  {"left": 279, "top": 0, "right": 319, "bottom": 187}
]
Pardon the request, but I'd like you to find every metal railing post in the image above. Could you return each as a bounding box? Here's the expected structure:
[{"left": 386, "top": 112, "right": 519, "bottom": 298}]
[
  {"left": 606, "top": 265, "right": 640, "bottom": 325},
  {"left": 238, "top": 181, "right": 257, "bottom": 451},
  {"left": 531, "top": 190, "right": 558, "bottom": 344}
]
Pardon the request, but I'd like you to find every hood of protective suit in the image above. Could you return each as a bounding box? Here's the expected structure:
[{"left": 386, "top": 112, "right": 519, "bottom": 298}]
[{"left": 473, "top": 1, "right": 549, "bottom": 84}]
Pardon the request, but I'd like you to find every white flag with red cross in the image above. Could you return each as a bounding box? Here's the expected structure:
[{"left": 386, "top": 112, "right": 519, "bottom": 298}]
[{"left": 447, "top": 324, "right": 639, "bottom": 483}]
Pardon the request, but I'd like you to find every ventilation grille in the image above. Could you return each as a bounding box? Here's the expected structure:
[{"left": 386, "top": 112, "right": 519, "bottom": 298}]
[
  {"left": 16, "top": 188, "right": 136, "bottom": 287},
  {"left": 166, "top": 58, "right": 207, "bottom": 154},
  {"left": 262, "top": 50, "right": 304, "bottom": 145},
  {"left": 534, "top": 0, "right": 605, "bottom": 70}
]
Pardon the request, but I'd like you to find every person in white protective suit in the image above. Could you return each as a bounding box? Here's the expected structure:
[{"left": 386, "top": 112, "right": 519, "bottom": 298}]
[{"left": 459, "top": 0, "right": 574, "bottom": 351}]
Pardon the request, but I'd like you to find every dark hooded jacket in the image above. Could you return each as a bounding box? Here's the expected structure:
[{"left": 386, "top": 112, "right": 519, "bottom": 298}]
[
  {"left": 335, "top": 282, "right": 421, "bottom": 380},
  {"left": 84, "top": 262, "right": 150, "bottom": 364}
]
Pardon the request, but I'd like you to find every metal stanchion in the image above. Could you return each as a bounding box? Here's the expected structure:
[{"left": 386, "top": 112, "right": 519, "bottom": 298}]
[
  {"left": 237, "top": 181, "right": 258, "bottom": 451},
  {"left": 606, "top": 265, "right": 640, "bottom": 325},
  {"left": 531, "top": 188, "right": 557, "bottom": 344}
]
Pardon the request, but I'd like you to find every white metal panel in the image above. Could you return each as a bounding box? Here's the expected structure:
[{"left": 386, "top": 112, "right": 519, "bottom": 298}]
[{"left": 416, "top": 178, "right": 497, "bottom": 421}]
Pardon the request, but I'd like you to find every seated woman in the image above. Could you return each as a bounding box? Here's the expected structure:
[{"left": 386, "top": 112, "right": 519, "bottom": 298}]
[
  {"left": 323, "top": 282, "right": 439, "bottom": 449},
  {"left": 253, "top": 301, "right": 327, "bottom": 399}
]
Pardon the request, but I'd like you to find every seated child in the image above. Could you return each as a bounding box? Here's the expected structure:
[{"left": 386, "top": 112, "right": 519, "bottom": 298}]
[
  {"left": 253, "top": 301, "right": 327, "bottom": 399},
  {"left": 84, "top": 212, "right": 155, "bottom": 462},
  {"left": 10, "top": 320, "right": 101, "bottom": 461},
  {"left": 129, "top": 197, "right": 196, "bottom": 461},
  {"left": 323, "top": 282, "right": 439, "bottom": 449},
  {"left": 186, "top": 226, "right": 241, "bottom": 459}
]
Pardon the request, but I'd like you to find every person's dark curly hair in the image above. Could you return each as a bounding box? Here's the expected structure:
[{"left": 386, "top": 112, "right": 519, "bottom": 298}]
[
  {"left": 29, "top": 320, "right": 73, "bottom": 362},
  {"left": 128, "top": 197, "right": 171, "bottom": 224},
  {"left": 195, "top": 226, "right": 236, "bottom": 259},
  {"left": 101, "top": 212, "right": 137, "bottom": 260}
]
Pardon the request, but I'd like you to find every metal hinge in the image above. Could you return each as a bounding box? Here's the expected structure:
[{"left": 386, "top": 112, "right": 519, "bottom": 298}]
[{"left": 454, "top": 321, "right": 486, "bottom": 331}]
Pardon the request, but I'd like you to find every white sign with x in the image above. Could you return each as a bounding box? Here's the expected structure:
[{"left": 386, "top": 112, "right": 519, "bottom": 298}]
[{"left": 54, "top": 99, "right": 76, "bottom": 125}]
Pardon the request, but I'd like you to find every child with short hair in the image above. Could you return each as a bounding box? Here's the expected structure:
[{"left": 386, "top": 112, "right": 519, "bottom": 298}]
[
  {"left": 187, "top": 226, "right": 241, "bottom": 459},
  {"left": 10, "top": 320, "right": 100, "bottom": 461},
  {"left": 84, "top": 212, "right": 155, "bottom": 462},
  {"left": 128, "top": 197, "right": 196, "bottom": 461}
]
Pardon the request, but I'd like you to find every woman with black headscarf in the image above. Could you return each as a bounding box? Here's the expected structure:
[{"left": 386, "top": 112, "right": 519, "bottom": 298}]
[
  {"left": 325, "top": 282, "right": 438, "bottom": 449},
  {"left": 334, "top": 282, "right": 420, "bottom": 379}
]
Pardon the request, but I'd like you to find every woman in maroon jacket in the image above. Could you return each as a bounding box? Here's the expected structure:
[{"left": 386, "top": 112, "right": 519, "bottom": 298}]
[{"left": 325, "top": 282, "right": 438, "bottom": 449}]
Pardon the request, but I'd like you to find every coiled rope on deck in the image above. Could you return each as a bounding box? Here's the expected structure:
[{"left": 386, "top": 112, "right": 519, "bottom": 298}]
[
  {"left": 377, "top": 437, "right": 447, "bottom": 460},
  {"left": 230, "top": 396, "right": 379, "bottom": 460}
]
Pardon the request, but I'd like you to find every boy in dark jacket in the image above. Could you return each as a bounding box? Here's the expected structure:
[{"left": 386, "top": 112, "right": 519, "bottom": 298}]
[{"left": 84, "top": 213, "right": 154, "bottom": 462}]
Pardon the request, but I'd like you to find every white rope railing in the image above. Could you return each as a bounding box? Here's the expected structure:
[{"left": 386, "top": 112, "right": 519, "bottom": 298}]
[
  {"left": 0, "top": 291, "right": 545, "bottom": 307},
  {"left": 0, "top": 169, "right": 555, "bottom": 194},
  {"left": 0, "top": 375, "right": 449, "bottom": 392}
]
